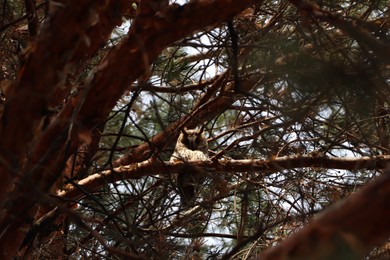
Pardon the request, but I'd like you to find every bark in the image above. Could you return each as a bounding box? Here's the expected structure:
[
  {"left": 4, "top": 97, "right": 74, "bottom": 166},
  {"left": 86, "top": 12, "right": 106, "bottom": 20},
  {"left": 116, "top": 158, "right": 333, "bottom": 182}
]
[
  {"left": 0, "top": 0, "right": 125, "bottom": 207},
  {"left": 59, "top": 155, "right": 390, "bottom": 202}
]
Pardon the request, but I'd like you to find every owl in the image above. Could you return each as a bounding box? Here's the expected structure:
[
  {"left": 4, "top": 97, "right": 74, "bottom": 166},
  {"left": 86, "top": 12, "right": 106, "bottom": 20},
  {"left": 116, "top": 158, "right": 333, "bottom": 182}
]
[{"left": 170, "top": 126, "right": 209, "bottom": 207}]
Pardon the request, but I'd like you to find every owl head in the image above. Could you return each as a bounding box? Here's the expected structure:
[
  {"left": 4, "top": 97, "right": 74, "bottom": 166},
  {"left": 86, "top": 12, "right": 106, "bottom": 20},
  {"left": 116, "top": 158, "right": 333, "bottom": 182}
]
[{"left": 180, "top": 126, "right": 206, "bottom": 151}]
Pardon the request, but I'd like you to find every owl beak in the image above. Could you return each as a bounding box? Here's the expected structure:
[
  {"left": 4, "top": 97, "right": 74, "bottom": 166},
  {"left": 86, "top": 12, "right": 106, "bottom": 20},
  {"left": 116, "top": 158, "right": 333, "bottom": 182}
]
[{"left": 187, "top": 136, "right": 197, "bottom": 150}]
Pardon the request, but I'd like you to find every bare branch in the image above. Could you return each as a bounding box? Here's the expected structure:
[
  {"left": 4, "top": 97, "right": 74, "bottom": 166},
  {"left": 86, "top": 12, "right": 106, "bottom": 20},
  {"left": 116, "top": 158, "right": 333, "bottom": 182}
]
[{"left": 59, "top": 155, "right": 390, "bottom": 201}]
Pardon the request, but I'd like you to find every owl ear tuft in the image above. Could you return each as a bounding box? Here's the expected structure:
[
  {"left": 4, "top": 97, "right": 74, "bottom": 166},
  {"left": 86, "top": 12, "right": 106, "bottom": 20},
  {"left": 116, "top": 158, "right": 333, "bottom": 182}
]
[
  {"left": 198, "top": 124, "right": 205, "bottom": 134},
  {"left": 182, "top": 127, "right": 189, "bottom": 135}
]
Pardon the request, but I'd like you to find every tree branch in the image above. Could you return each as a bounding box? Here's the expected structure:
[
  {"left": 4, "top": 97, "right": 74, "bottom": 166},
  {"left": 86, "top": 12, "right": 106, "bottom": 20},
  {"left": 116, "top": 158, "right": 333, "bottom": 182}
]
[
  {"left": 24, "top": 0, "right": 39, "bottom": 36},
  {"left": 114, "top": 71, "right": 266, "bottom": 166},
  {"left": 0, "top": 0, "right": 126, "bottom": 207},
  {"left": 288, "top": 0, "right": 390, "bottom": 62},
  {"left": 257, "top": 168, "right": 390, "bottom": 259},
  {"left": 59, "top": 155, "right": 390, "bottom": 201}
]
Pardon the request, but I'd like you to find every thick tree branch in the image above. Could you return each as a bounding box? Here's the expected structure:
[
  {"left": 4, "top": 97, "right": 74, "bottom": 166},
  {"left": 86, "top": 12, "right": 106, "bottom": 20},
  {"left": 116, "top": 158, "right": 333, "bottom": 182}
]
[
  {"left": 0, "top": 0, "right": 126, "bottom": 207},
  {"left": 59, "top": 155, "right": 390, "bottom": 201},
  {"left": 24, "top": 0, "right": 39, "bottom": 36}
]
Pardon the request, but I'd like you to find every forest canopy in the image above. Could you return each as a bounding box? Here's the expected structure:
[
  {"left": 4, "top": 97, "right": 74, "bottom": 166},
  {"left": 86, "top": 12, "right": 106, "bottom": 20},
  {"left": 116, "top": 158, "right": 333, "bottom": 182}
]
[{"left": 1, "top": 0, "right": 390, "bottom": 259}]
